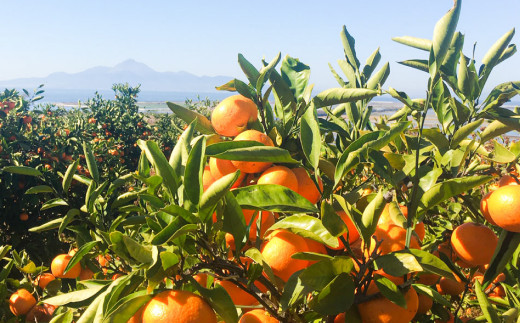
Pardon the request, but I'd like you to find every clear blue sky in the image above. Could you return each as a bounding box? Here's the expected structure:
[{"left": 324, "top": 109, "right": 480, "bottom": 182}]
[{"left": 0, "top": 0, "right": 519, "bottom": 97}]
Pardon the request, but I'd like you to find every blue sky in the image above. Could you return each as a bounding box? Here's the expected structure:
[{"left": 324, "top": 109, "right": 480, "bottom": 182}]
[{"left": 0, "top": 1, "right": 519, "bottom": 97}]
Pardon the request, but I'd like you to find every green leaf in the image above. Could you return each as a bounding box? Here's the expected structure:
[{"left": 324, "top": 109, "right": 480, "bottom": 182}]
[
  {"left": 418, "top": 176, "right": 492, "bottom": 214},
  {"left": 122, "top": 236, "right": 153, "bottom": 264},
  {"left": 222, "top": 191, "right": 247, "bottom": 252},
  {"left": 184, "top": 136, "right": 206, "bottom": 206},
  {"left": 281, "top": 55, "right": 310, "bottom": 102},
  {"left": 192, "top": 282, "right": 239, "bottom": 323},
  {"left": 423, "top": 128, "right": 450, "bottom": 154},
  {"left": 210, "top": 146, "right": 298, "bottom": 164},
  {"left": 41, "top": 198, "right": 68, "bottom": 211},
  {"left": 374, "top": 252, "right": 423, "bottom": 277},
  {"left": 310, "top": 273, "right": 355, "bottom": 315},
  {"left": 362, "top": 47, "right": 381, "bottom": 81},
  {"left": 44, "top": 284, "right": 107, "bottom": 306},
  {"left": 2, "top": 166, "right": 42, "bottom": 177},
  {"left": 451, "top": 118, "right": 484, "bottom": 148},
  {"left": 205, "top": 140, "right": 264, "bottom": 156},
  {"left": 360, "top": 190, "right": 386, "bottom": 241},
  {"left": 49, "top": 311, "right": 74, "bottom": 323},
  {"left": 29, "top": 218, "right": 63, "bottom": 232},
  {"left": 160, "top": 251, "right": 179, "bottom": 270},
  {"left": 238, "top": 53, "right": 260, "bottom": 86},
  {"left": 166, "top": 101, "right": 214, "bottom": 134},
  {"left": 489, "top": 140, "right": 516, "bottom": 163},
  {"left": 139, "top": 140, "right": 179, "bottom": 200},
  {"left": 65, "top": 241, "right": 97, "bottom": 274},
  {"left": 321, "top": 201, "right": 347, "bottom": 238},
  {"left": 480, "top": 120, "right": 514, "bottom": 143},
  {"left": 199, "top": 171, "right": 241, "bottom": 221},
  {"left": 366, "top": 62, "right": 390, "bottom": 90},
  {"left": 397, "top": 59, "right": 429, "bottom": 73},
  {"left": 483, "top": 231, "right": 520, "bottom": 287},
  {"left": 392, "top": 36, "right": 432, "bottom": 51},
  {"left": 474, "top": 279, "right": 501, "bottom": 323},
  {"left": 431, "top": 0, "right": 461, "bottom": 73},
  {"left": 266, "top": 214, "right": 338, "bottom": 248},
  {"left": 83, "top": 142, "right": 99, "bottom": 183},
  {"left": 413, "top": 284, "right": 451, "bottom": 307},
  {"left": 407, "top": 249, "right": 454, "bottom": 279},
  {"left": 25, "top": 185, "right": 54, "bottom": 194},
  {"left": 257, "top": 53, "right": 281, "bottom": 93},
  {"left": 151, "top": 223, "right": 197, "bottom": 246},
  {"left": 374, "top": 276, "right": 406, "bottom": 308},
  {"left": 313, "top": 88, "right": 378, "bottom": 107},
  {"left": 62, "top": 160, "right": 79, "bottom": 192},
  {"left": 233, "top": 184, "right": 318, "bottom": 213},
  {"left": 103, "top": 293, "right": 153, "bottom": 323},
  {"left": 301, "top": 103, "right": 321, "bottom": 170},
  {"left": 479, "top": 28, "right": 516, "bottom": 88},
  {"left": 169, "top": 120, "right": 195, "bottom": 175},
  {"left": 59, "top": 208, "right": 80, "bottom": 236},
  {"left": 340, "top": 25, "right": 360, "bottom": 71}
]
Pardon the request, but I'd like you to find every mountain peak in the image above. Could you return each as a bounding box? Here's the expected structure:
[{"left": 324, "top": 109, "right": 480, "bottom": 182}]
[{"left": 111, "top": 59, "right": 156, "bottom": 74}]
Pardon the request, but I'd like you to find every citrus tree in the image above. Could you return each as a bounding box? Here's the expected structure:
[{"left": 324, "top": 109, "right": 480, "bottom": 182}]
[{"left": 2, "top": 1, "right": 520, "bottom": 322}]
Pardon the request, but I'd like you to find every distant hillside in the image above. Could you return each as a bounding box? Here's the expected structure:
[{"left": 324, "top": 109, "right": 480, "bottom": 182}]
[{"left": 0, "top": 59, "right": 232, "bottom": 93}]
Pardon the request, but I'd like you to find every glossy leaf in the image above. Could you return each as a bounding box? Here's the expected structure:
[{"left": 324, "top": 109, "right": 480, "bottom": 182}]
[
  {"left": 366, "top": 62, "right": 390, "bottom": 90},
  {"left": 151, "top": 223, "right": 197, "bottom": 246},
  {"left": 479, "top": 28, "right": 515, "bottom": 88},
  {"left": 222, "top": 191, "right": 247, "bottom": 252},
  {"left": 480, "top": 120, "right": 514, "bottom": 143},
  {"left": 374, "top": 275, "right": 406, "bottom": 308},
  {"left": 192, "top": 281, "right": 239, "bottom": 323},
  {"left": 392, "top": 36, "right": 432, "bottom": 51},
  {"left": 62, "top": 159, "right": 79, "bottom": 192},
  {"left": 83, "top": 142, "right": 99, "bottom": 183},
  {"left": 184, "top": 136, "right": 206, "bottom": 206},
  {"left": 29, "top": 218, "right": 63, "bottom": 232},
  {"left": 340, "top": 25, "right": 360, "bottom": 70},
  {"left": 281, "top": 55, "right": 310, "bottom": 102},
  {"left": 451, "top": 118, "right": 484, "bottom": 148},
  {"left": 166, "top": 101, "right": 214, "bottom": 134},
  {"left": 205, "top": 140, "right": 264, "bottom": 156},
  {"left": 238, "top": 53, "right": 260, "bottom": 85},
  {"left": 483, "top": 231, "right": 520, "bottom": 287},
  {"left": 2, "top": 166, "right": 42, "bottom": 177},
  {"left": 139, "top": 140, "right": 179, "bottom": 200},
  {"left": 475, "top": 280, "right": 501, "bottom": 323},
  {"left": 313, "top": 88, "right": 378, "bottom": 107},
  {"left": 362, "top": 47, "right": 381, "bottom": 80},
  {"left": 210, "top": 146, "right": 297, "bottom": 163},
  {"left": 169, "top": 120, "right": 195, "bottom": 175},
  {"left": 44, "top": 284, "right": 107, "bottom": 306},
  {"left": 58, "top": 208, "right": 80, "bottom": 236},
  {"left": 310, "top": 273, "right": 355, "bottom": 315},
  {"left": 103, "top": 293, "right": 153, "bottom": 323},
  {"left": 25, "top": 185, "right": 54, "bottom": 194},
  {"left": 199, "top": 171, "right": 241, "bottom": 220},
  {"left": 64, "top": 241, "right": 97, "bottom": 274},
  {"left": 123, "top": 236, "right": 153, "bottom": 264},
  {"left": 41, "top": 198, "right": 68, "bottom": 211},
  {"left": 267, "top": 214, "right": 339, "bottom": 248},
  {"left": 431, "top": 0, "right": 461, "bottom": 72},
  {"left": 233, "top": 184, "right": 318, "bottom": 213},
  {"left": 301, "top": 103, "right": 321, "bottom": 170},
  {"left": 418, "top": 175, "right": 492, "bottom": 213}
]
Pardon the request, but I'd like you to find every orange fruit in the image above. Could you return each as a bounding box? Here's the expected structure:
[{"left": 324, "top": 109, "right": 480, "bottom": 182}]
[
  {"left": 231, "top": 130, "right": 274, "bottom": 173},
  {"left": 142, "top": 290, "right": 217, "bottom": 323},
  {"left": 334, "top": 313, "right": 346, "bottom": 323},
  {"left": 203, "top": 165, "right": 217, "bottom": 191},
  {"left": 416, "top": 293, "right": 433, "bottom": 315},
  {"left": 357, "top": 287, "right": 419, "bottom": 323},
  {"left": 498, "top": 174, "right": 519, "bottom": 187},
  {"left": 211, "top": 95, "right": 258, "bottom": 137},
  {"left": 480, "top": 191, "right": 498, "bottom": 225},
  {"left": 329, "top": 210, "right": 360, "bottom": 250},
  {"left": 416, "top": 273, "right": 440, "bottom": 286},
  {"left": 25, "top": 303, "right": 56, "bottom": 322},
  {"left": 127, "top": 306, "right": 145, "bottom": 323},
  {"left": 291, "top": 167, "right": 323, "bottom": 204},
  {"left": 450, "top": 222, "right": 498, "bottom": 266},
  {"left": 208, "top": 157, "right": 245, "bottom": 188},
  {"left": 35, "top": 273, "right": 55, "bottom": 289},
  {"left": 261, "top": 229, "right": 310, "bottom": 282},
  {"left": 436, "top": 274, "right": 465, "bottom": 297},
  {"left": 79, "top": 266, "right": 94, "bottom": 280},
  {"left": 194, "top": 273, "right": 208, "bottom": 287},
  {"left": 487, "top": 185, "right": 520, "bottom": 232},
  {"left": 379, "top": 204, "right": 425, "bottom": 242},
  {"left": 367, "top": 223, "right": 421, "bottom": 256},
  {"left": 239, "top": 309, "right": 278, "bottom": 323},
  {"left": 51, "top": 254, "right": 81, "bottom": 279},
  {"left": 303, "top": 238, "right": 328, "bottom": 265},
  {"left": 257, "top": 166, "right": 298, "bottom": 192},
  {"left": 9, "top": 289, "right": 36, "bottom": 316},
  {"left": 216, "top": 280, "right": 258, "bottom": 306},
  {"left": 19, "top": 212, "right": 29, "bottom": 221}
]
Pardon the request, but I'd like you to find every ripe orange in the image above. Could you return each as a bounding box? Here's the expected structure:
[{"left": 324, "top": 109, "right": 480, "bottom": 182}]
[
  {"left": 19, "top": 212, "right": 29, "bottom": 221},
  {"left": 231, "top": 130, "right": 274, "bottom": 173},
  {"left": 416, "top": 293, "right": 433, "bottom": 315},
  {"left": 142, "top": 290, "right": 217, "bottom": 323},
  {"left": 239, "top": 309, "right": 278, "bottom": 323},
  {"left": 357, "top": 287, "right": 418, "bottom": 323},
  {"left": 211, "top": 95, "right": 258, "bottom": 137},
  {"left": 329, "top": 210, "right": 360, "bottom": 250},
  {"left": 79, "top": 266, "right": 94, "bottom": 280},
  {"left": 378, "top": 204, "right": 425, "bottom": 242},
  {"left": 9, "top": 289, "right": 36, "bottom": 316},
  {"left": 257, "top": 166, "right": 298, "bottom": 192},
  {"left": 498, "top": 174, "right": 519, "bottom": 187},
  {"left": 51, "top": 254, "right": 81, "bottom": 279},
  {"left": 208, "top": 157, "right": 245, "bottom": 188},
  {"left": 127, "top": 306, "right": 145, "bottom": 323},
  {"left": 203, "top": 165, "right": 217, "bottom": 191},
  {"left": 487, "top": 185, "right": 520, "bottom": 232},
  {"left": 291, "top": 167, "right": 323, "bottom": 204},
  {"left": 367, "top": 223, "right": 421, "bottom": 256},
  {"left": 416, "top": 273, "right": 440, "bottom": 286},
  {"left": 480, "top": 191, "right": 498, "bottom": 225},
  {"left": 334, "top": 313, "right": 346, "bottom": 323},
  {"left": 216, "top": 280, "right": 258, "bottom": 306},
  {"left": 436, "top": 274, "right": 465, "bottom": 297},
  {"left": 25, "top": 303, "right": 56, "bottom": 322},
  {"left": 450, "top": 222, "right": 498, "bottom": 266},
  {"left": 35, "top": 273, "right": 55, "bottom": 289},
  {"left": 261, "top": 229, "right": 310, "bottom": 282}
]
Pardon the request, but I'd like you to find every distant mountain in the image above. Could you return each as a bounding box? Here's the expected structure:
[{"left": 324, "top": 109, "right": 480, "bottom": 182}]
[{"left": 0, "top": 59, "right": 232, "bottom": 93}]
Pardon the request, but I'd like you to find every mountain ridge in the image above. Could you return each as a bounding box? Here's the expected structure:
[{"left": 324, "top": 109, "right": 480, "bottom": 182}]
[{"left": 0, "top": 59, "right": 232, "bottom": 93}]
